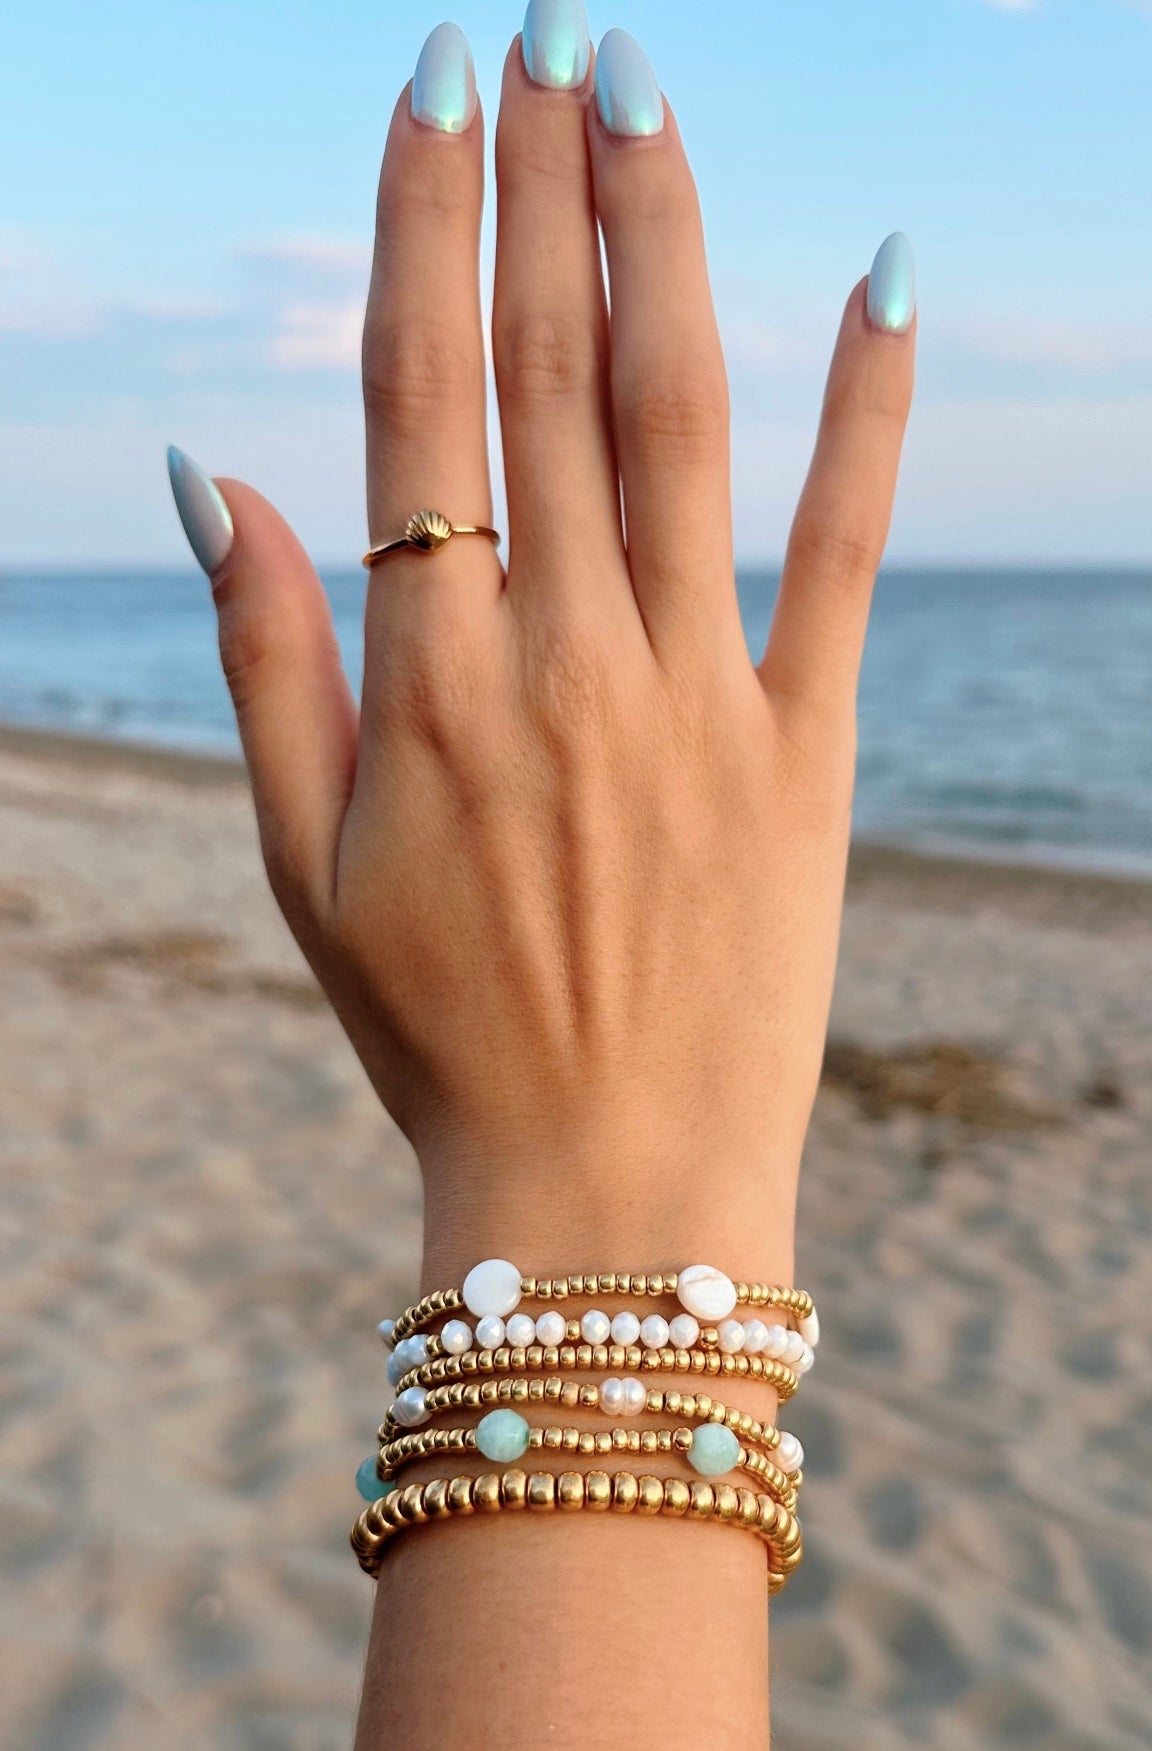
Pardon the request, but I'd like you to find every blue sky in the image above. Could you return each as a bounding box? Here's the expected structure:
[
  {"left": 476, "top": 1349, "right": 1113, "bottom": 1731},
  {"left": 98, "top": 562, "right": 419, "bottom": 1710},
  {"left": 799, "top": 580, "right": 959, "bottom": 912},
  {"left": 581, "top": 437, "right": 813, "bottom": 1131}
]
[{"left": 2, "top": 0, "right": 1150, "bottom": 566}]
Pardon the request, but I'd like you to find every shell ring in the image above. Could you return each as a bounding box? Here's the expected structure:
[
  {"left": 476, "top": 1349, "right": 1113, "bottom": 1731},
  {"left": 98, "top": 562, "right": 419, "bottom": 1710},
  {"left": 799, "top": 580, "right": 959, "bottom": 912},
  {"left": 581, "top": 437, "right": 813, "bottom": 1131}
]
[{"left": 362, "top": 509, "right": 502, "bottom": 569}]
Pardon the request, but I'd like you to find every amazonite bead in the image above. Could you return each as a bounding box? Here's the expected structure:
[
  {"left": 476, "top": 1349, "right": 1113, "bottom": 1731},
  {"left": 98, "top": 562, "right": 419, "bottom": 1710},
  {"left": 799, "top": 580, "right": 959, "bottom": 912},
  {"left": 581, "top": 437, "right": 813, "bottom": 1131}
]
[
  {"left": 688, "top": 1423, "right": 741, "bottom": 1478},
  {"left": 356, "top": 1457, "right": 395, "bottom": 1502},
  {"left": 476, "top": 1409, "right": 531, "bottom": 1462}
]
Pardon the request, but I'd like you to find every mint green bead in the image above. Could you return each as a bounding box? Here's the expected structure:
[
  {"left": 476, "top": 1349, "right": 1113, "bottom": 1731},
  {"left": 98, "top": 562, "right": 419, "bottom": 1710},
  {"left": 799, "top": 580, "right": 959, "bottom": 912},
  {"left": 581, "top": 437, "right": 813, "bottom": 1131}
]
[
  {"left": 476, "top": 1409, "right": 530, "bottom": 1462},
  {"left": 688, "top": 1423, "right": 741, "bottom": 1478},
  {"left": 356, "top": 1456, "right": 395, "bottom": 1503}
]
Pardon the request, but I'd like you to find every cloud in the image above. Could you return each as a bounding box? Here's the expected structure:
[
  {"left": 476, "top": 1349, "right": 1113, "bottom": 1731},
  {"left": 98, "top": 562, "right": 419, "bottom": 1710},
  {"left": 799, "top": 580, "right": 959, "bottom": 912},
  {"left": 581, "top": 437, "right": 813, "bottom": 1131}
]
[
  {"left": 270, "top": 299, "right": 363, "bottom": 370},
  {"left": 980, "top": 0, "right": 1040, "bottom": 10}
]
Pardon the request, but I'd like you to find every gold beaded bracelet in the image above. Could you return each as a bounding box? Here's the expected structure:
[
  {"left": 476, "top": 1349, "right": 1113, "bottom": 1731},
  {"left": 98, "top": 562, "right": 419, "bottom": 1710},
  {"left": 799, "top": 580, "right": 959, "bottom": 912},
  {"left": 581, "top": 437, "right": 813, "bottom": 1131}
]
[
  {"left": 402, "top": 1376, "right": 785, "bottom": 1448},
  {"left": 351, "top": 1468, "right": 804, "bottom": 1592}
]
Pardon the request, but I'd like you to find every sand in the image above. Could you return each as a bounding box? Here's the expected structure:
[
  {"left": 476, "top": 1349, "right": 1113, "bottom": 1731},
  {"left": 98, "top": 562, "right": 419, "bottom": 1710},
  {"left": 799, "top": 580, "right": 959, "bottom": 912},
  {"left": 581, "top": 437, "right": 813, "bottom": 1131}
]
[{"left": 1, "top": 725, "right": 1150, "bottom": 1750}]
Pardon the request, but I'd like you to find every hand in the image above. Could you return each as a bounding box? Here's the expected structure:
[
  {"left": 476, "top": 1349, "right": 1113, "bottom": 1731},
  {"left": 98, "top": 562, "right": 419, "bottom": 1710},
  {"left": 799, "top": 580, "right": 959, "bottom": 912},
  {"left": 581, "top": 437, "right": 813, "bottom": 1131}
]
[{"left": 172, "top": 25, "right": 915, "bottom": 1286}]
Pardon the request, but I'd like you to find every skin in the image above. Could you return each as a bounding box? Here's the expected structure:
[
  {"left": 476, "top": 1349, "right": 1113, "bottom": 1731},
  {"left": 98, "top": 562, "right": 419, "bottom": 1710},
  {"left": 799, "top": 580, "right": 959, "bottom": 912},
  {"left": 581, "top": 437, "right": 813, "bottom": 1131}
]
[{"left": 205, "top": 35, "right": 914, "bottom": 1751}]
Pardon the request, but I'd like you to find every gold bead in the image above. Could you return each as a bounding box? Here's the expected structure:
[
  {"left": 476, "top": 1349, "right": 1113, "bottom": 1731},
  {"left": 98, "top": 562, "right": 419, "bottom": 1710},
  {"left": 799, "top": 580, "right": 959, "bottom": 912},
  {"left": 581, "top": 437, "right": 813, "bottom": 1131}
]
[
  {"left": 424, "top": 1479, "right": 450, "bottom": 1518},
  {"left": 560, "top": 1382, "right": 581, "bottom": 1410},
  {"left": 585, "top": 1472, "right": 612, "bottom": 1510},
  {"left": 527, "top": 1473, "right": 557, "bottom": 1511},
  {"left": 398, "top": 1485, "right": 426, "bottom": 1523},
  {"left": 663, "top": 1273, "right": 677, "bottom": 1295},
  {"left": 689, "top": 1482, "right": 716, "bottom": 1519},
  {"left": 735, "top": 1282, "right": 749, "bottom": 1303},
  {"left": 521, "top": 1276, "right": 537, "bottom": 1297},
  {"left": 646, "top": 1274, "right": 663, "bottom": 1296},
  {"left": 663, "top": 1478, "right": 691, "bottom": 1516},
  {"left": 511, "top": 1379, "right": 529, "bottom": 1403},
  {"left": 578, "top": 1432, "right": 596, "bottom": 1456},
  {"left": 553, "top": 1280, "right": 568, "bottom": 1300},
  {"left": 557, "top": 1472, "right": 585, "bottom": 1510},
  {"left": 579, "top": 1384, "right": 597, "bottom": 1409},
  {"left": 636, "top": 1476, "right": 664, "bottom": 1515},
  {"left": 474, "top": 1474, "right": 502, "bottom": 1513},
  {"left": 542, "top": 1426, "right": 562, "bottom": 1449},
  {"left": 640, "top": 1430, "right": 658, "bottom": 1455},
  {"left": 565, "top": 1321, "right": 580, "bottom": 1343},
  {"left": 715, "top": 1485, "right": 740, "bottom": 1523},
  {"left": 447, "top": 1476, "right": 474, "bottom": 1515},
  {"left": 599, "top": 1273, "right": 616, "bottom": 1294},
  {"left": 612, "top": 1472, "right": 639, "bottom": 1512},
  {"left": 542, "top": 1346, "right": 560, "bottom": 1369},
  {"left": 673, "top": 1429, "right": 692, "bottom": 1451},
  {"left": 500, "top": 1471, "right": 528, "bottom": 1509},
  {"left": 562, "top": 1428, "right": 579, "bottom": 1451}
]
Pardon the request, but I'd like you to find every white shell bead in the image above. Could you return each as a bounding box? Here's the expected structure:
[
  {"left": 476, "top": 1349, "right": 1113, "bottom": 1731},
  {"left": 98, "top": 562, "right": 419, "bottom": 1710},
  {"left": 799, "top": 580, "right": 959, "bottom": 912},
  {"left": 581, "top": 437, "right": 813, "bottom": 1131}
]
[
  {"left": 776, "top": 1432, "right": 804, "bottom": 1474},
  {"left": 668, "top": 1313, "right": 700, "bottom": 1349},
  {"left": 535, "top": 1311, "right": 566, "bottom": 1346},
  {"left": 581, "top": 1309, "right": 611, "bottom": 1345},
  {"left": 610, "top": 1311, "right": 641, "bottom": 1346},
  {"left": 600, "top": 1377, "right": 626, "bottom": 1415},
  {"left": 798, "top": 1343, "right": 816, "bottom": 1375},
  {"left": 717, "top": 1319, "right": 746, "bottom": 1354},
  {"left": 463, "top": 1258, "right": 523, "bottom": 1319},
  {"left": 392, "top": 1387, "right": 430, "bottom": 1428},
  {"left": 639, "top": 1314, "right": 670, "bottom": 1350},
  {"left": 798, "top": 1308, "right": 820, "bottom": 1347},
  {"left": 676, "top": 1264, "right": 737, "bottom": 1322},
  {"left": 505, "top": 1313, "right": 537, "bottom": 1347},
  {"left": 622, "top": 1377, "right": 648, "bottom": 1416},
  {"left": 440, "top": 1318, "right": 473, "bottom": 1355},
  {"left": 742, "top": 1319, "right": 769, "bottom": 1355},
  {"left": 475, "top": 1314, "right": 507, "bottom": 1350}
]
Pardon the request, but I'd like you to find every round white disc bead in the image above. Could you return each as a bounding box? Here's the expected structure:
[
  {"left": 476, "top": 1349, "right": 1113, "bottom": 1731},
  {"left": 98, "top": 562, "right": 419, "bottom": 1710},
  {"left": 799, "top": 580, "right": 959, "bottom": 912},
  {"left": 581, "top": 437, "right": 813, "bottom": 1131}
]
[
  {"left": 505, "top": 1313, "right": 537, "bottom": 1347},
  {"left": 717, "top": 1319, "right": 746, "bottom": 1354},
  {"left": 639, "top": 1314, "right": 670, "bottom": 1350},
  {"left": 610, "top": 1311, "right": 641, "bottom": 1347},
  {"left": 742, "top": 1318, "right": 769, "bottom": 1355},
  {"left": 392, "top": 1387, "right": 430, "bottom": 1428},
  {"left": 535, "top": 1311, "right": 566, "bottom": 1346},
  {"left": 798, "top": 1342, "right": 816, "bottom": 1375},
  {"left": 600, "top": 1377, "right": 626, "bottom": 1416},
  {"left": 439, "top": 1318, "right": 473, "bottom": 1356},
  {"left": 475, "top": 1315, "right": 507, "bottom": 1350},
  {"left": 581, "top": 1309, "right": 611, "bottom": 1345},
  {"left": 676, "top": 1264, "right": 737, "bottom": 1322},
  {"left": 622, "top": 1377, "right": 648, "bottom": 1416},
  {"left": 668, "top": 1313, "right": 700, "bottom": 1349},
  {"left": 776, "top": 1432, "right": 804, "bottom": 1474},
  {"left": 462, "top": 1258, "right": 522, "bottom": 1319}
]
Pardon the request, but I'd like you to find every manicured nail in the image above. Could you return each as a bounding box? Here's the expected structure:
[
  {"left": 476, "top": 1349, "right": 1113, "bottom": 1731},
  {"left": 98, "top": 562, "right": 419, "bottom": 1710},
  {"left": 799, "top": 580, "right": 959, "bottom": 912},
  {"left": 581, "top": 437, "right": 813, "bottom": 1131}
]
[
  {"left": 411, "top": 21, "right": 477, "bottom": 133},
  {"left": 522, "top": 0, "right": 590, "bottom": 90},
  {"left": 867, "top": 232, "right": 916, "bottom": 335},
  {"left": 167, "top": 447, "right": 234, "bottom": 576},
  {"left": 594, "top": 29, "right": 664, "bottom": 137}
]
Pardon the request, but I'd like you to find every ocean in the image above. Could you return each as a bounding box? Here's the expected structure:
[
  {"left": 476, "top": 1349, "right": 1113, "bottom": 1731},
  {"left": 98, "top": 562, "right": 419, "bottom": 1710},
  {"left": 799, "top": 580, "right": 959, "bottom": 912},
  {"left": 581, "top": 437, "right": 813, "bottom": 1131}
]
[{"left": 2, "top": 566, "right": 1150, "bottom": 875}]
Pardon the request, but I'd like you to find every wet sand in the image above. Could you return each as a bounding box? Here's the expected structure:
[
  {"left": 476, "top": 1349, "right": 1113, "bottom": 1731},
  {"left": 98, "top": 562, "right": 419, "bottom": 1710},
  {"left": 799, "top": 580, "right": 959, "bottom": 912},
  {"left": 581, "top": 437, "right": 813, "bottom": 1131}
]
[{"left": 1, "top": 726, "right": 1150, "bottom": 1750}]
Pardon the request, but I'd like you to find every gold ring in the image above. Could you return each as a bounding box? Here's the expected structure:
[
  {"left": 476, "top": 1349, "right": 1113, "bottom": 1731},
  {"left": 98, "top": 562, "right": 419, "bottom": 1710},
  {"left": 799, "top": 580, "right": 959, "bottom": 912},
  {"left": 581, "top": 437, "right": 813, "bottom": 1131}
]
[{"left": 362, "top": 509, "right": 501, "bottom": 569}]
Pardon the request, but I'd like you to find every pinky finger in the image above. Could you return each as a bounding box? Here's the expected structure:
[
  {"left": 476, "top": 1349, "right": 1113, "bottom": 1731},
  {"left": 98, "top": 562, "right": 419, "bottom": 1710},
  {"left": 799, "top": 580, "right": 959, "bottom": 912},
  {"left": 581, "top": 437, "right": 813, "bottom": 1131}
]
[
  {"left": 167, "top": 448, "right": 358, "bottom": 928},
  {"left": 758, "top": 234, "right": 916, "bottom": 718}
]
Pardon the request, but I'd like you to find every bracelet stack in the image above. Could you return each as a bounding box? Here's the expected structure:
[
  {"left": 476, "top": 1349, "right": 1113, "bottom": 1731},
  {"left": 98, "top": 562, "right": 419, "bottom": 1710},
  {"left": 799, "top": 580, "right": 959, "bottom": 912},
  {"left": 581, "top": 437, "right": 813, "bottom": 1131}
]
[{"left": 351, "top": 1259, "right": 819, "bottom": 1593}]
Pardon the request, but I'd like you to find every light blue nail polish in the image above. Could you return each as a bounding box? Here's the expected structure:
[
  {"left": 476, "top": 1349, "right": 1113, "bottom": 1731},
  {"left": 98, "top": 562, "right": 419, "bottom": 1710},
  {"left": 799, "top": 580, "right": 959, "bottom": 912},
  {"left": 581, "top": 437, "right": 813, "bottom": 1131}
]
[
  {"left": 867, "top": 233, "right": 916, "bottom": 335},
  {"left": 411, "top": 21, "right": 477, "bottom": 133},
  {"left": 522, "top": 0, "right": 590, "bottom": 90},
  {"left": 594, "top": 29, "right": 664, "bottom": 138},
  {"left": 167, "top": 446, "right": 234, "bottom": 576}
]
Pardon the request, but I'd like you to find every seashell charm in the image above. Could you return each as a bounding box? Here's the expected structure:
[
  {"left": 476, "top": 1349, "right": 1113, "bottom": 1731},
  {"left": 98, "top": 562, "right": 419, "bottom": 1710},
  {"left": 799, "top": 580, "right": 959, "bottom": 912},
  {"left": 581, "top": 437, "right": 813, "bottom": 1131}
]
[{"left": 405, "top": 509, "right": 454, "bottom": 552}]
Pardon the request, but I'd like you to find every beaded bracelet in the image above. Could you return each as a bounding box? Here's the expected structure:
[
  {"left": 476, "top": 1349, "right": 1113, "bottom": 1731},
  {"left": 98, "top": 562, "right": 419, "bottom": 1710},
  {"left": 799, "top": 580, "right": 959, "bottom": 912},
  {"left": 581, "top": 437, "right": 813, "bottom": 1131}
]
[{"left": 350, "top": 1468, "right": 804, "bottom": 1592}]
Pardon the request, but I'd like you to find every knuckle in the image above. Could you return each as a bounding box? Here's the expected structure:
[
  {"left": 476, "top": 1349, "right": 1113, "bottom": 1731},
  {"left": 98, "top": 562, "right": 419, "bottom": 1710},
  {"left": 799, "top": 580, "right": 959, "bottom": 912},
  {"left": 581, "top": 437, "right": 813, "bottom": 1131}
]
[
  {"left": 496, "top": 125, "right": 585, "bottom": 191},
  {"left": 824, "top": 352, "right": 910, "bottom": 427},
  {"left": 494, "top": 311, "right": 602, "bottom": 410},
  {"left": 362, "top": 317, "right": 481, "bottom": 434},
  {"left": 615, "top": 365, "right": 728, "bottom": 464},
  {"left": 787, "top": 513, "right": 883, "bottom": 592}
]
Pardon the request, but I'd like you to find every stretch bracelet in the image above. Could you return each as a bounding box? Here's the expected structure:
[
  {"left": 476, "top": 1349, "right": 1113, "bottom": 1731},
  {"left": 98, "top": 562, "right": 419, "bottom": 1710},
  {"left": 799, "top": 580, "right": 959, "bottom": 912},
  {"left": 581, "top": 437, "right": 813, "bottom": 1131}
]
[
  {"left": 388, "top": 1259, "right": 817, "bottom": 1346},
  {"left": 350, "top": 1468, "right": 804, "bottom": 1592}
]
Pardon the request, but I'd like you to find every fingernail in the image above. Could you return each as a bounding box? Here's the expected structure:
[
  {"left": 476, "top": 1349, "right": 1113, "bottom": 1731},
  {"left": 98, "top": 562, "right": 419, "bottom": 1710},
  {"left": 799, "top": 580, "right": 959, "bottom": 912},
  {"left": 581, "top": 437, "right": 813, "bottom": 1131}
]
[
  {"left": 167, "top": 446, "right": 234, "bottom": 576},
  {"left": 411, "top": 21, "right": 477, "bottom": 133},
  {"left": 594, "top": 29, "right": 664, "bottom": 137},
  {"left": 522, "top": 0, "right": 590, "bottom": 90},
  {"left": 867, "top": 232, "right": 916, "bottom": 335}
]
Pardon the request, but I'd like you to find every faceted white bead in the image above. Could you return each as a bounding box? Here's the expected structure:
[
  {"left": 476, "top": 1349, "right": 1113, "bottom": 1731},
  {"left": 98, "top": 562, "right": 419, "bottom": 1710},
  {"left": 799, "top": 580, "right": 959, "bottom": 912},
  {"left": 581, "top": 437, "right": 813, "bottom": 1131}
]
[
  {"left": 742, "top": 1319, "right": 769, "bottom": 1355},
  {"left": 622, "top": 1377, "right": 648, "bottom": 1416},
  {"left": 610, "top": 1311, "right": 641, "bottom": 1346},
  {"left": 717, "top": 1319, "right": 746, "bottom": 1354},
  {"left": 797, "top": 1343, "right": 816, "bottom": 1375},
  {"left": 377, "top": 1318, "right": 396, "bottom": 1345},
  {"left": 676, "top": 1264, "right": 737, "bottom": 1322},
  {"left": 475, "top": 1315, "right": 507, "bottom": 1350},
  {"left": 639, "top": 1314, "right": 670, "bottom": 1350},
  {"left": 505, "top": 1313, "right": 537, "bottom": 1348},
  {"left": 762, "top": 1324, "right": 790, "bottom": 1361},
  {"left": 439, "top": 1318, "right": 473, "bottom": 1356},
  {"left": 535, "top": 1311, "right": 567, "bottom": 1347},
  {"left": 775, "top": 1432, "right": 804, "bottom": 1474},
  {"left": 668, "top": 1313, "right": 700, "bottom": 1349},
  {"left": 600, "top": 1377, "right": 626, "bottom": 1416},
  {"left": 581, "top": 1309, "right": 612, "bottom": 1345},
  {"left": 386, "top": 1351, "right": 406, "bottom": 1386},
  {"left": 392, "top": 1334, "right": 428, "bottom": 1376},
  {"left": 780, "top": 1330, "right": 806, "bottom": 1366},
  {"left": 392, "top": 1387, "right": 430, "bottom": 1428},
  {"left": 462, "top": 1258, "right": 523, "bottom": 1319},
  {"left": 798, "top": 1307, "right": 821, "bottom": 1347}
]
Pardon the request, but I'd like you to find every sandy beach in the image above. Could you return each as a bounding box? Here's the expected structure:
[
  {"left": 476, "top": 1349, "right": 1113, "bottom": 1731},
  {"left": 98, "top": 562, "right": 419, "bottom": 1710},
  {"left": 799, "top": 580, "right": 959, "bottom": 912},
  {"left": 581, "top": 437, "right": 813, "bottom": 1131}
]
[{"left": 2, "top": 724, "right": 1150, "bottom": 1750}]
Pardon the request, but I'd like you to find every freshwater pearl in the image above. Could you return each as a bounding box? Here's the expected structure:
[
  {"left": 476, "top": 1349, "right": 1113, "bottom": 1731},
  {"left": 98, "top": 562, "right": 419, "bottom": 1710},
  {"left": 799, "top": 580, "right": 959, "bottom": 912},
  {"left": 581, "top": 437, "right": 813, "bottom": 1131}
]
[
  {"left": 688, "top": 1423, "right": 741, "bottom": 1477},
  {"left": 600, "top": 1377, "right": 626, "bottom": 1416},
  {"left": 377, "top": 1318, "right": 396, "bottom": 1344},
  {"left": 535, "top": 1311, "right": 567, "bottom": 1346},
  {"left": 356, "top": 1456, "right": 395, "bottom": 1503},
  {"left": 476, "top": 1408, "right": 531, "bottom": 1461},
  {"left": 581, "top": 1309, "right": 611, "bottom": 1345},
  {"left": 463, "top": 1258, "right": 522, "bottom": 1318},
  {"left": 622, "top": 1377, "right": 648, "bottom": 1416},
  {"left": 717, "top": 1319, "right": 746, "bottom": 1354},
  {"left": 798, "top": 1308, "right": 821, "bottom": 1348},
  {"left": 475, "top": 1315, "right": 507, "bottom": 1350},
  {"left": 668, "top": 1313, "right": 700, "bottom": 1349},
  {"left": 780, "top": 1330, "right": 806, "bottom": 1366},
  {"left": 761, "top": 1325, "right": 790, "bottom": 1361},
  {"left": 610, "top": 1311, "right": 641, "bottom": 1346},
  {"left": 743, "top": 1319, "right": 769, "bottom": 1355},
  {"left": 776, "top": 1432, "right": 804, "bottom": 1474},
  {"left": 440, "top": 1318, "right": 473, "bottom": 1356},
  {"left": 392, "top": 1387, "right": 430, "bottom": 1428},
  {"left": 676, "top": 1264, "right": 737, "bottom": 1322},
  {"left": 797, "top": 1343, "right": 816, "bottom": 1375},
  {"left": 639, "top": 1315, "right": 670, "bottom": 1350},
  {"left": 505, "top": 1313, "right": 537, "bottom": 1347}
]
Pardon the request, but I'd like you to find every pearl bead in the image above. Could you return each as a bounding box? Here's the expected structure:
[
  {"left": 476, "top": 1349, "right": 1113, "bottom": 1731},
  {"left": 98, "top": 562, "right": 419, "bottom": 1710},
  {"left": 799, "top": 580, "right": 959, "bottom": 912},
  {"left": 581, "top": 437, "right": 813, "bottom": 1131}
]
[
  {"left": 676, "top": 1264, "right": 737, "bottom": 1322},
  {"left": 622, "top": 1377, "right": 647, "bottom": 1416},
  {"left": 392, "top": 1386, "right": 430, "bottom": 1428},
  {"left": 780, "top": 1330, "right": 806, "bottom": 1366},
  {"left": 798, "top": 1343, "right": 816, "bottom": 1375},
  {"left": 377, "top": 1318, "right": 396, "bottom": 1344},
  {"left": 798, "top": 1308, "right": 821, "bottom": 1348},
  {"left": 535, "top": 1311, "right": 566, "bottom": 1346},
  {"left": 463, "top": 1258, "right": 523, "bottom": 1318},
  {"left": 581, "top": 1309, "right": 611, "bottom": 1345},
  {"left": 600, "top": 1377, "right": 626, "bottom": 1416},
  {"left": 356, "top": 1456, "right": 395, "bottom": 1502},
  {"left": 762, "top": 1324, "right": 790, "bottom": 1361},
  {"left": 610, "top": 1311, "right": 641, "bottom": 1346},
  {"left": 717, "top": 1319, "right": 746, "bottom": 1354},
  {"left": 688, "top": 1423, "right": 741, "bottom": 1477},
  {"left": 476, "top": 1409, "right": 530, "bottom": 1461},
  {"left": 439, "top": 1318, "right": 473, "bottom": 1355},
  {"left": 475, "top": 1314, "right": 507, "bottom": 1350},
  {"left": 743, "top": 1319, "right": 769, "bottom": 1355},
  {"left": 639, "top": 1314, "right": 670, "bottom": 1350},
  {"left": 668, "top": 1313, "right": 700, "bottom": 1349},
  {"left": 776, "top": 1432, "right": 804, "bottom": 1474},
  {"left": 505, "top": 1313, "right": 537, "bottom": 1347}
]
